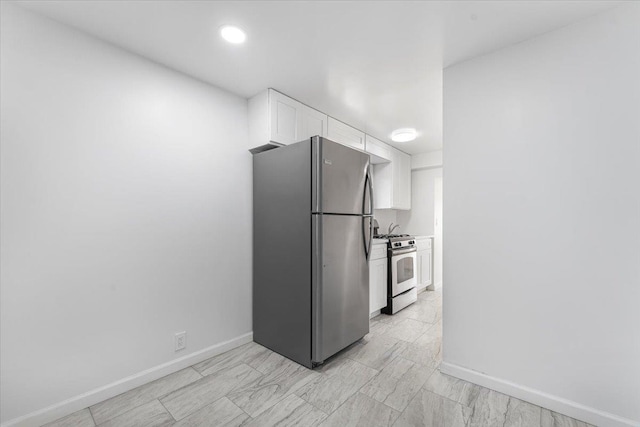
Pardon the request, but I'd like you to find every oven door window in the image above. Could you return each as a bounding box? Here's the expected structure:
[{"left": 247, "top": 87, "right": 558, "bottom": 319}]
[{"left": 397, "top": 256, "right": 414, "bottom": 283}]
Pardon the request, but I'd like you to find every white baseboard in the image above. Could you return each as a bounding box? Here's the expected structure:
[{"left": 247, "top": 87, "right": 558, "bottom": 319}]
[
  {"left": 2, "top": 332, "right": 253, "bottom": 427},
  {"left": 439, "top": 361, "right": 638, "bottom": 427}
]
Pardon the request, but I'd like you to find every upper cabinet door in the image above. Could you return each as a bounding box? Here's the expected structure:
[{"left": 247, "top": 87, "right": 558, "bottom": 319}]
[
  {"left": 394, "top": 150, "right": 411, "bottom": 210},
  {"left": 327, "top": 117, "right": 365, "bottom": 151},
  {"left": 269, "top": 90, "right": 304, "bottom": 145},
  {"left": 365, "top": 135, "right": 392, "bottom": 164},
  {"left": 301, "top": 105, "right": 328, "bottom": 140},
  {"left": 401, "top": 151, "right": 411, "bottom": 209}
]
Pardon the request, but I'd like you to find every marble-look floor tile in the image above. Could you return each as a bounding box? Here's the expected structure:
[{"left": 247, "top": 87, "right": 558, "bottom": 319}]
[
  {"left": 400, "top": 340, "right": 441, "bottom": 368},
  {"left": 99, "top": 400, "right": 174, "bottom": 427},
  {"left": 541, "top": 408, "right": 594, "bottom": 427},
  {"left": 383, "top": 318, "right": 432, "bottom": 343},
  {"left": 90, "top": 368, "right": 202, "bottom": 424},
  {"left": 376, "top": 356, "right": 416, "bottom": 377},
  {"left": 428, "top": 320, "right": 442, "bottom": 338},
  {"left": 43, "top": 408, "right": 95, "bottom": 427},
  {"left": 172, "top": 397, "right": 249, "bottom": 427},
  {"left": 228, "top": 353, "right": 319, "bottom": 417},
  {"left": 192, "top": 342, "right": 272, "bottom": 377},
  {"left": 319, "top": 392, "right": 399, "bottom": 427},
  {"left": 240, "top": 394, "right": 326, "bottom": 427},
  {"left": 393, "top": 389, "right": 472, "bottom": 427},
  {"left": 423, "top": 369, "right": 483, "bottom": 407},
  {"left": 435, "top": 305, "right": 442, "bottom": 322},
  {"left": 414, "top": 325, "right": 441, "bottom": 347},
  {"left": 374, "top": 311, "right": 412, "bottom": 326},
  {"left": 402, "top": 302, "right": 439, "bottom": 324},
  {"left": 296, "top": 358, "right": 378, "bottom": 414},
  {"left": 160, "top": 363, "right": 262, "bottom": 421},
  {"left": 418, "top": 289, "right": 441, "bottom": 301},
  {"left": 503, "top": 398, "right": 542, "bottom": 427},
  {"left": 343, "top": 334, "right": 407, "bottom": 370},
  {"left": 366, "top": 320, "right": 392, "bottom": 338},
  {"left": 467, "top": 387, "right": 510, "bottom": 427},
  {"left": 360, "top": 357, "right": 433, "bottom": 412}
]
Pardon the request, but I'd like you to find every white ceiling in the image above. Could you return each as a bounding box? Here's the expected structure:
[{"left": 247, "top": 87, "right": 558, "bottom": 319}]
[{"left": 17, "top": 1, "right": 620, "bottom": 154}]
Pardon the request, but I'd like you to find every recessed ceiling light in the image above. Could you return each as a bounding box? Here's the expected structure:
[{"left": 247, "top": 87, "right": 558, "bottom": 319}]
[
  {"left": 391, "top": 128, "right": 417, "bottom": 143},
  {"left": 220, "top": 25, "right": 246, "bottom": 44}
]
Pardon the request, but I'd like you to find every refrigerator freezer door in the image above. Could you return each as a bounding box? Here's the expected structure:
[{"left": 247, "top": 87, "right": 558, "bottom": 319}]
[
  {"left": 312, "top": 214, "right": 369, "bottom": 363},
  {"left": 313, "top": 137, "right": 371, "bottom": 215}
]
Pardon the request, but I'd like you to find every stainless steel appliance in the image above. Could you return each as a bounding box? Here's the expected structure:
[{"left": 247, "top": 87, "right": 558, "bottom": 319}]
[
  {"left": 252, "top": 136, "right": 373, "bottom": 368},
  {"left": 376, "top": 234, "right": 418, "bottom": 314}
]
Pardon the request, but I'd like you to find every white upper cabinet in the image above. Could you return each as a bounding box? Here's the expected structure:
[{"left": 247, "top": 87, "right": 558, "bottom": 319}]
[
  {"left": 373, "top": 147, "right": 411, "bottom": 210},
  {"left": 301, "top": 105, "right": 328, "bottom": 141},
  {"left": 326, "top": 117, "right": 365, "bottom": 151},
  {"left": 249, "top": 89, "right": 410, "bottom": 209},
  {"left": 394, "top": 149, "right": 411, "bottom": 210},
  {"left": 269, "top": 90, "right": 302, "bottom": 145},
  {"left": 365, "top": 135, "right": 392, "bottom": 164},
  {"left": 249, "top": 89, "right": 327, "bottom": 148}
]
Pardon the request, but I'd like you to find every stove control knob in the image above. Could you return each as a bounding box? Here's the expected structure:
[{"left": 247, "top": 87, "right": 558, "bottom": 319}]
[
  {"left": 409, "top": 240, "right": 415, "bottom": 245},
  {"left": 394, "top": 242, "right": 401, "bottom": 247}
]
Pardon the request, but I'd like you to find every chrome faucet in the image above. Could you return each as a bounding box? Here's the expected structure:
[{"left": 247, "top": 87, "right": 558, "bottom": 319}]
[{"left": 388, "top": 223, "right": 400, "bottom": 234}]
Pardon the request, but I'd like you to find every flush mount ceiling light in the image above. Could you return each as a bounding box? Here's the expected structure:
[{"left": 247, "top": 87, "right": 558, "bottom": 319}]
[
  {"left": 391, "top": 128, "right": 417, "bottom": 143},
  {"left": 220, "top": 25, "right": 247, "bottom": 44}
]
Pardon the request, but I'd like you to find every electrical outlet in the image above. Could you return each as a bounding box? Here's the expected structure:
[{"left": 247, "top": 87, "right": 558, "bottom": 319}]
[{"left": 174, "top": 331, "right": 186, "bottom": 352}]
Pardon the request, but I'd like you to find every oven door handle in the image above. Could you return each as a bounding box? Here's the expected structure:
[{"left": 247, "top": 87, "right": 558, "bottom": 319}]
[{"left": 390, "top": 247, "right": 417, "bottom": 256}]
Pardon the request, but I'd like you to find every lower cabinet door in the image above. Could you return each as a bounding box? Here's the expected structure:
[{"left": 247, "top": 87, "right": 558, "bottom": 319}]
[
  {"left": 424, "top": 249, "right": 432, "bottom": 287},
  {"left": 417, "top": 248, "right": 432, "bottom": 288},
  {"left": 369, "top": 258, "right": 388, "bottom": 314}
]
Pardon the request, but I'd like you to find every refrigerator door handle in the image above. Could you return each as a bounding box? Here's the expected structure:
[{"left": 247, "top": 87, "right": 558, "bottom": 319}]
[
  {"left": 368, "top": 166, "right": 374, "bottom": 258},
  {"left": 367, "top": 217, "right": 373, "bottom": 261},
  {"left": 363, "top": 164, "right": 374, "bottom": 261},
  {"left": 367, "top": 164, "right": 374, "bottom": 216},
  {"left": 363, "top": 216, "right": 371, "bottom": 261}
]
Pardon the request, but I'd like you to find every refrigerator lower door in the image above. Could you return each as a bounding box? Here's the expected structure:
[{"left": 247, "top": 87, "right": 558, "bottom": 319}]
[{"left": 312, "top": 214, "right": 369, "bottom": 364}]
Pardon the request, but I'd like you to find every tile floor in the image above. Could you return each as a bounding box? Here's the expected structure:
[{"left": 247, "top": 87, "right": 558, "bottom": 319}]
[{"left": 44, "top": 289, "right": 594, "bottom": 427}]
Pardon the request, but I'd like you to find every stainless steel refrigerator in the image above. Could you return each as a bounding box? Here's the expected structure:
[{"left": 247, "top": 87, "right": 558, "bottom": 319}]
[{"left": 252, "top": 136, "right": 373, "bottom": 368}]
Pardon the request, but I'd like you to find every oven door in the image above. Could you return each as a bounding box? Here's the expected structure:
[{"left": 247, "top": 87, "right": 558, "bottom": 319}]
[{"left": 390, "top": 249, "right": 417, "bottom": 297}]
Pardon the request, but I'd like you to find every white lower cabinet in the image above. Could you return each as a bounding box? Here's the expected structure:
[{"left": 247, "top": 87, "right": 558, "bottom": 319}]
[
  {"left": 416, "top": 238, "right": 433, "bottom": 289},
  {"left": 369, "top": 245, "right": 388, "bottom": 315}
]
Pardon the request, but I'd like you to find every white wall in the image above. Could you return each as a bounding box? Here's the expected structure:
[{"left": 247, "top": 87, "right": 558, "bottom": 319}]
[
  {"left": 0, "top": 4, "right": 252, "bottom": 424},
  {"left": 373, "top": 209, "right": 397, "bottom": 235},
  {"left": 411, "top": 150, "right": 442, "bottom": 170},
  {"left": 443, "top": 4, "right": 640, "bottom": 427}
]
